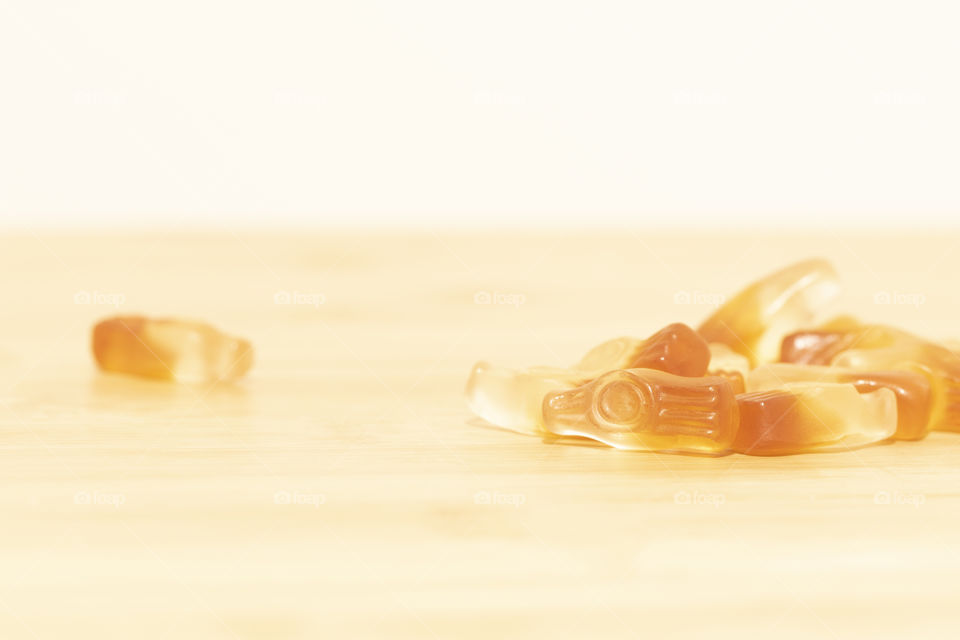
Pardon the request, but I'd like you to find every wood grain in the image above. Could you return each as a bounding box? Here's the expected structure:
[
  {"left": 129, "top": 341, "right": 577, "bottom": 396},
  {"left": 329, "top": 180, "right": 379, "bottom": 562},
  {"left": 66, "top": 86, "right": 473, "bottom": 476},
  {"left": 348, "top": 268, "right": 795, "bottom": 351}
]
[{"left": 1, "top": 232, "right": 959, "bottom": 639}]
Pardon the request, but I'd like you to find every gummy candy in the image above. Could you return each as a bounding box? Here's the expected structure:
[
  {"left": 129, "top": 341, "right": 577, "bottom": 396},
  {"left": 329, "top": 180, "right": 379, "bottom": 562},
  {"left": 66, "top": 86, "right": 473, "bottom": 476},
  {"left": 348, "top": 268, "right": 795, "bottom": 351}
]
[
  {"left": 734, "top": 383, "right": 897, "bottom": 455},
  {"left": 709, "top": 369, "right": 745, "bottom": 395},
  {"left": 779, "top": 318, "right": 910, "bottom": 365},
  {"left": 92, "top": 315, "right": 253, "bottom": 383},
  {"left": 541, "top": 369, "right": 738, "bottom": 454},
  {"left": 707, "top": 342, "right": 750, "bottom": 394},
  {"left": 699, "top": 259, "right": 840, "bottom": 366},
  {"left": 838, "top": 356, "right": 960, "bottom": 434},
  {"left": 465, "top": 323, "right": 710, "bottom": 434},
  {"left": 779, "top": 330, "right": 853, "bottom": 365},
  {"left": 708, "top": 342, "right": 750, "bottom": 376},
  {"left": 464, "top": 362, "right": 584, "bottom": 435},
  {"left": 465, "top": 258, "right": 960, "bottom": 456},
  {"left": 575, "top": 323, "right": 710, "bottom": 378},
  {"left": 747, "top": 363, "right": 932, "bottom": 440},
  {"left": 780, "top": 320, "right": 960, "bottom": 432}
]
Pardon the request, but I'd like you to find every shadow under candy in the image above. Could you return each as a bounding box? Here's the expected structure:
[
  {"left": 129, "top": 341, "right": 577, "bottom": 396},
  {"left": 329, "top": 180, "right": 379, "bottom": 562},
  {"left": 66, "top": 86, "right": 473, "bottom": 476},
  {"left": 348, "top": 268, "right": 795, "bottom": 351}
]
[{"left": 87, "top": 371, "right": 253, "bottom": 418}]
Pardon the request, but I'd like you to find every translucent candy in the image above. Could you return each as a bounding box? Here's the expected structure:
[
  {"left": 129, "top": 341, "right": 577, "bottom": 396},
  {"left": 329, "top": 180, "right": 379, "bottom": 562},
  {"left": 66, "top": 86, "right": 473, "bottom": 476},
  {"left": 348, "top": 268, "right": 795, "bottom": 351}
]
[
  {"left": 832, "top": 336, "right": 960, "bottom": 378},
  {"left": 464, "top": 363, "right": 587, "bottom": 435},
  {"left": 780, "top": 320, "right": 960, "bottom": 432},
  {"left": 708, "top": 342, "right": 750, "bottom": 375},
  {"left": 572, "top": 323, "right": 711, "bottom": 377},
  {"left": 464, "top": 258, "right": 956, "bottom": 456},
  {"left": 734, "top": 383, "right": 897, "bottom": 455},
  {"left": 747, "top": 364, "right": 932, "bottom": 440},
  {"left": 942, "top": 340, "right": 960, "bottom": 354},
  {"left": 711, "top": 370, "right": 746, "bottom": 395},
  {"left": 707, "top": 342, "right": 750, "bottom": 394},
  {"left": 541, "top": 369, "right": 739, "bottom": 454},
  {"left": 835, "top": 355, "right": 960, "bottom": 434},
  {"left": 465, "top": 323, "right": 710, "bottom": 435},
  {"left": 779, "top": 318, "right": 912, "bottom": 365},
  {"left": 779, "top": 330, "right": 854, "bottom": 365},
  {"left": 92, "top": 315, "right": 254, "bottom": 383},
  {"left": 698, "top": 259, "right": 841, "bottom": 367}
]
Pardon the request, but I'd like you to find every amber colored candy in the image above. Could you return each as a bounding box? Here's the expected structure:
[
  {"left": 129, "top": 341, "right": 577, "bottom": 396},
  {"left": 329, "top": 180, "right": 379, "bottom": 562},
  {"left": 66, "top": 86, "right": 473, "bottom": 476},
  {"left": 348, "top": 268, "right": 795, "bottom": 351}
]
[
  {"left": 837, "top": 355, "right": 960, "bottom": 434},
  {"left": 707, "top": 342, "right": 750, "bottom": 394},
  {"left": 780, "top": 320, "right": 960, "bottom": 432},
  {"left": 922, "top": 369, "right": 960, "bottom": 433},
  {"left": 541, "top": 369, "right": 739, "bottom": 454},
  {"left": 465, "top": 323, "right": 710, "bottom": 435},
  {"left": 708, "top": 342, "right": 750, "bottom": 375},
  {"left": 698, "top": 259, "right": 841, "bottom": 366},
  {"left": 748, "top": 364, "right": 932, "bottom": 440},
  {"left": 942, "top": 340, "right": 960, "bottom": 354},
  {"left": 779, "top": 317, "right": 908, "bottom": 365},
  {"left": 712, "top": 369, "right": 746, "bottom": 395},
  {"left": 779, "top": 330, "right": 853, "bottom": 365},
  {"left": 734, "top": 383, "right": 897, "bottom": 455},
  {"left": 575, "top": 323, "right": 710, "bottom": 377},
  {"left": 832, "top": 331, "right": 960, "bottom": 375},
  {"left": 818, "top": 314, "right": 864, "bottom": 333},
  {"left": 92, "top": 315, "right": 253, "bottom": 383},
  {"left": 464, "top": 362, "right": 583, "bottom": 435}
]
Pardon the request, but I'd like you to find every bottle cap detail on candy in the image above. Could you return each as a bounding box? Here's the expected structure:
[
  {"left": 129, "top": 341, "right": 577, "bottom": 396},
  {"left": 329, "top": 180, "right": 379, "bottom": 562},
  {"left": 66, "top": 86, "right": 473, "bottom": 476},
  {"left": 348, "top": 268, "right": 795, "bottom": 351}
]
[
  {"left": 465, "top": 323, "right": 710, "bottom": 435},
  {"left": 465, "top": 258, "right": 960, "bottom": 455},
  {"left": 541, "top": 368, "right": 739, "bottom": 454}
]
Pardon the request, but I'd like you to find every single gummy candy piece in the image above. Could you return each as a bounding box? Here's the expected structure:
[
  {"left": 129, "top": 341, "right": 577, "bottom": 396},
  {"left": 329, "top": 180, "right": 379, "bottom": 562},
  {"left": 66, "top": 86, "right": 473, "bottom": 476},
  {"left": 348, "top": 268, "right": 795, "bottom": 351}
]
[
  {"left": 747, "top": 363, "right": 932, "bottom": 441},
  {"left": 541, "top": 368, "right": 739, "bottom": 454},
  {"left": 734, "top": 382, "right": 896, "bottom": 456},
  {"left": 92, "top": 315, "right": 254, "bottom": 383}
]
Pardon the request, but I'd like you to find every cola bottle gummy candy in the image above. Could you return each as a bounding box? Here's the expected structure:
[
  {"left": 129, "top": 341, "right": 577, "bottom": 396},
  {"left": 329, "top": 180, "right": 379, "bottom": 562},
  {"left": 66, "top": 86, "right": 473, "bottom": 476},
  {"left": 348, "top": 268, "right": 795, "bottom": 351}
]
[
  {"left": 93, "top": 315, "right": 253, "bottom": 383},
  {"left": 748, "top": 363, "right": 932, "bottom": 440},
  {"left": 541, "top": 368, "right": 738, "bottom": 454},
  {"left": 465, "top": 323, "right": 710, "bottom": 434},
  {"left": 735, "top": 382, "right": 896, "bottom": 455}
]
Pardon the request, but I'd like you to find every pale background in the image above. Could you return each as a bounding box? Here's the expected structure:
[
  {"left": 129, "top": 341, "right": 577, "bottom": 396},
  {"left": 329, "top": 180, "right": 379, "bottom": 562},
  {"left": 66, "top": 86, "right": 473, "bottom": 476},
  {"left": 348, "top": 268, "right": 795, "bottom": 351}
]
[{"left": 2, "top": 0, "right": 959, "bottom": 230}]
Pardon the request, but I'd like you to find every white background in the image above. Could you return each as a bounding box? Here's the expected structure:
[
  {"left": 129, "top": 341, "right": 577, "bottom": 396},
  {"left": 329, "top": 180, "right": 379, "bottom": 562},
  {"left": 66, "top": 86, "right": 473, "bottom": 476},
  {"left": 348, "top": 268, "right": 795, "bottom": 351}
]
[{"left": 1, "top": 1, "right": 958, "bottom": 229}]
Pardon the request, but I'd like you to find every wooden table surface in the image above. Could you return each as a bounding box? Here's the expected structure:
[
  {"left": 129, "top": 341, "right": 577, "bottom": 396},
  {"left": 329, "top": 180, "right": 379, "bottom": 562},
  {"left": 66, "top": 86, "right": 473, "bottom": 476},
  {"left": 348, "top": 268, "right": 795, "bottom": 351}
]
[{"left": 1, "top": 232, "right": 959, "bottom": 639}]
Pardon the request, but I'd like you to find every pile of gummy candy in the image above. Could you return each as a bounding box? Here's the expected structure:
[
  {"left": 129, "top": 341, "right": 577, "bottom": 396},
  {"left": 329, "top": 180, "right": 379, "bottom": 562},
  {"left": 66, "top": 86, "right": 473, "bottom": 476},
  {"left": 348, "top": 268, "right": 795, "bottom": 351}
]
[{"left": 465, "top": 259, "right": 960, "bottom": 456}]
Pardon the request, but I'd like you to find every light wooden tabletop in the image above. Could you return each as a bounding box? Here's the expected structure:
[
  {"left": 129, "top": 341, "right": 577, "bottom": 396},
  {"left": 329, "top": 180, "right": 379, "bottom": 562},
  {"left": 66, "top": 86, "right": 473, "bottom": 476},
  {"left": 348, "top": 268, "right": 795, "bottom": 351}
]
[{"left": 1, "top": 232, "right": 959, "bottom": 639}]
